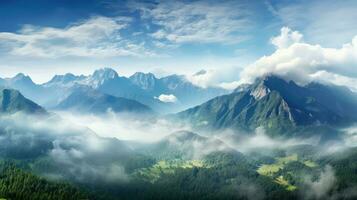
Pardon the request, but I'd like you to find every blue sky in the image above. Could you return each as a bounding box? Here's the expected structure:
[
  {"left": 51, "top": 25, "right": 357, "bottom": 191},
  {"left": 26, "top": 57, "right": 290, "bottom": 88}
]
[{"left": 0, "top": 0, "right": 356, "bottom": 85}]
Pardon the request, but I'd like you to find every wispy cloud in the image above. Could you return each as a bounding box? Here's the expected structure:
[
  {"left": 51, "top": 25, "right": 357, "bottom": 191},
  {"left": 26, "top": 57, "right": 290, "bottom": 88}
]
[
  {"left": 132, "top": 0, "right": 252, "bottom": 44},
  {"left": 0, "top": 16, "right": 156, "bottom": 58},
  {"left": 266, "top": 0, "right": 357, "bottom": 46}
]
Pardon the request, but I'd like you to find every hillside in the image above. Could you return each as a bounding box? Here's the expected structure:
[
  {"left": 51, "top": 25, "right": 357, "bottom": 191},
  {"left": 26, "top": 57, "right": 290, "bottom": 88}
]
[
  {"left": 0, "top": 88, "right": 46, "bottom": 114},
  {"left": 177, "top": 76, "right": 357, "bottom": 137},
  {"left": 55, "top": 86, "right": 153, "bottom": 114}
]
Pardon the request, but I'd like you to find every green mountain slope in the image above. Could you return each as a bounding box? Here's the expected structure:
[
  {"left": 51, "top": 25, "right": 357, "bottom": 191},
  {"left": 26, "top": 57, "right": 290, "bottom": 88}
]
[
  {"left": 177, "top": 76, "right": 357, "bottom": 137},
  {"left": 0, "top": 163, "right": 89, "bottom": 200}
]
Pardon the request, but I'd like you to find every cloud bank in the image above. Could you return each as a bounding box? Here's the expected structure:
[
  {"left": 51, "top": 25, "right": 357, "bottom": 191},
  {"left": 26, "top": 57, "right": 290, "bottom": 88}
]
[
  {"left": 0, "top": 113, "right": 132, "bottom": 183},
  {"left": 238, "top": 27, "right": 357, "bottom": 91},
  {"left": 57, "top": 111, "right": 190, "bottom": 142},
  {"left": 0, "top": 16, "right": 155, "bottom": 58}
]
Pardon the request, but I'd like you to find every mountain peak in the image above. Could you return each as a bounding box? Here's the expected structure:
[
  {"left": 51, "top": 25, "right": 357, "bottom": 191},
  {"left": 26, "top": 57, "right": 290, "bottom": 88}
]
[
  {"left": 256, "top": 74, "right": 287, "bottom": 86},
  {"left": 131, "top": 72, "right": 156, "bottom": 79},
  {"left": 50, "top": 73, "right": 77, "bottom": 83},
  {"left": 44, "top": 73, "right": 86, "bottom": 87},
  {"left": 92, "top": 68, "right": 119, "bottom": 80},
  {"left": 130, "top": 72, "right": 157, "bottom": 90},
  {"left": 178, "top": 73, "right": 357, "bottom": 137},
  {"left": 11, "top": 73, "right": 34, "bottom": 83},
  {"left": 88, "top": 68, "right": 119, "bottom": 88},
  {"left": 249, "top": 75, "right": 286, "bottom": 100},
  {"left": 160, "top": 74, "right": 187, "bottom": 90},
  {"left": 251, "top": 75, "right": 300, "bottom": 95},
  {"left": 0, "top": 88, "right": 46, "bottom": 114}
]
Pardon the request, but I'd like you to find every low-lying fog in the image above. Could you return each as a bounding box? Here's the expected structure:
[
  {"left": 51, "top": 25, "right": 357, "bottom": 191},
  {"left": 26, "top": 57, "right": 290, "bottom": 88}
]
[
  {"left": 1, "top": 110, "right": 357, "bottom": 199},
  {"left": 57, "top": 111, "right": 192, "bottom": 142}
]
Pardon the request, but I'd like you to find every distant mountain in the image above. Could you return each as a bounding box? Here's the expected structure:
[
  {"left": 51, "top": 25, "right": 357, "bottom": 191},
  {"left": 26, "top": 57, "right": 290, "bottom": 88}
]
[
  {"left": 44, "top": 73, "right": 86, "bottom": 88},
  {"left": 0, "top": 88, "right": 46, "bottom": 114},
  {"left": 0, "top": 74, "right": 47, "bottom": 105},
  {"left": 130, "top": 72, "right": 159, "bottom": 91},
  {"left": 0, "top": 68, "right": 228, "bottom": 113},
  {"left": 129, "top": 72, "right": 228, "bottom": 112},
  {"left": 84, "top": 69, "right": 158, "bottom": 107},
  {"left": 43, "top": 68, "right": 227, "bottom": 113},
  {"left": 55, "top": 86, "right": 153, "bottom": 114},
  {"left": 177, "top": 75, "right": 357, "bottom": 137}
]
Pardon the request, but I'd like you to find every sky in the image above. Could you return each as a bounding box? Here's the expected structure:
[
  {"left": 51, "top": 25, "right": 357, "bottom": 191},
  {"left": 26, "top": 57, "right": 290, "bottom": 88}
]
[{"left": 0, "top": 0, "right": 356, "bottom": 88}]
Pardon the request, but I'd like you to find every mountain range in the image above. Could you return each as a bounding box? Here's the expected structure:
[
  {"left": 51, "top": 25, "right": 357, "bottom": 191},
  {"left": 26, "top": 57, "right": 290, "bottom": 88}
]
[
  {"left": 1, "top": 75, "right": 357, "bottom": 199},
  {"left": 0, "top": 68, "right": 227, "bottom": 114}
]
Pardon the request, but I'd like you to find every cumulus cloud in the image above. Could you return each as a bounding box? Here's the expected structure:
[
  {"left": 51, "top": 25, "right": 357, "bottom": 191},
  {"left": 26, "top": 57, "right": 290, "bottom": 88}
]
[
  {"left": 271, "top": 27, "right": 303, "bottom": 49},
  {"left": 238, "top": 27, "right": 357, "bottom": 89},
  {"left": 155, "top": 94, "right": 178, "bottom": 103},
  {"left": 132, "top": 0, "right": 251, "bottom": 44},
  {"left": 0, "top": 16, "right": 156, "bottom": 58},
  {"left": 187, "top": 68, "right": 241, "bottom": 89}
]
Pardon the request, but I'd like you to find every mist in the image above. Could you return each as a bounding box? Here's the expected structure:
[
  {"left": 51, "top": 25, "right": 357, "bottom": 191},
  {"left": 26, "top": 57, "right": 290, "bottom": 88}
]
[
  {"left": 0, "top": 112, "right": 132, "bottom": 183},
  {"left": 301, "top": 165, "right": 336, "bottom": 199},
  {"left": 56, "top": 111, "right": 192, "bottom": 142},
  {"left": 1, "top": 110, "right": 357, "bottom": 199}
]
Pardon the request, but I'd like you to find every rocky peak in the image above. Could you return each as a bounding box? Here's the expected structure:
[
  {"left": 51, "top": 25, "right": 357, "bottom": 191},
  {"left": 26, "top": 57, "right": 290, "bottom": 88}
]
[
  {"left": 92, "top": 68, "right": 118, "bottom": 81},
  {"left": 130, "top": 72, "right": 157, "bottom": 90}
]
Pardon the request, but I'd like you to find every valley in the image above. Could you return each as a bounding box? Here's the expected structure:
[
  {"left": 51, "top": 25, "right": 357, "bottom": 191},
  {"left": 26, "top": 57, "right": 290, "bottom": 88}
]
[{"left": 0, "top": 1, "right": 356, "bottom": 198}]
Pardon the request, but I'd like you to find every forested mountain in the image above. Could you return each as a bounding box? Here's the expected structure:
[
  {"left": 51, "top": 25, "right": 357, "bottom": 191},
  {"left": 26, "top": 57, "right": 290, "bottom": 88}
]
[
  {"left": 0, "top": 163, "right": 90, "bottom": 200},
  {"left": 177, "top": 75, "right": 357, "bottom": 137}
]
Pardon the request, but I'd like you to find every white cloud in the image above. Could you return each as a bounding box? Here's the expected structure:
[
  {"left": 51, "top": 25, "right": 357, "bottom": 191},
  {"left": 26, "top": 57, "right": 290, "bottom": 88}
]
[
  {"left": 238, "top": 27, "right": 357, "bottom": 88},
  {"left": 155, "top": 94, "right": 178, "bottom": 103},
  {"left": 310, "top": 71, "right": 357, "bottom": 92},
  {"left": 187, "top": 68, "right": 241, "bottom": 89},
  {"left": 134, "top": 0, "right": 251, "bottom": 44},
  {"left": 217, "top": 127, "right": 317, "bottom": 153},
  {"left": 271, "top": 27, "right": 303, "bottom": 49},
  {"left": 0, "top": 112, "right": 131, "bottom": 183},
  {"left": 0, "top": 16, "right": 156, "bottom": 58},
  {"left": 57, "top": 111, "right": 190, "bottom": 142},
  {"left": 267, "top": 0, "right": 357, "bottom": 47}
]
